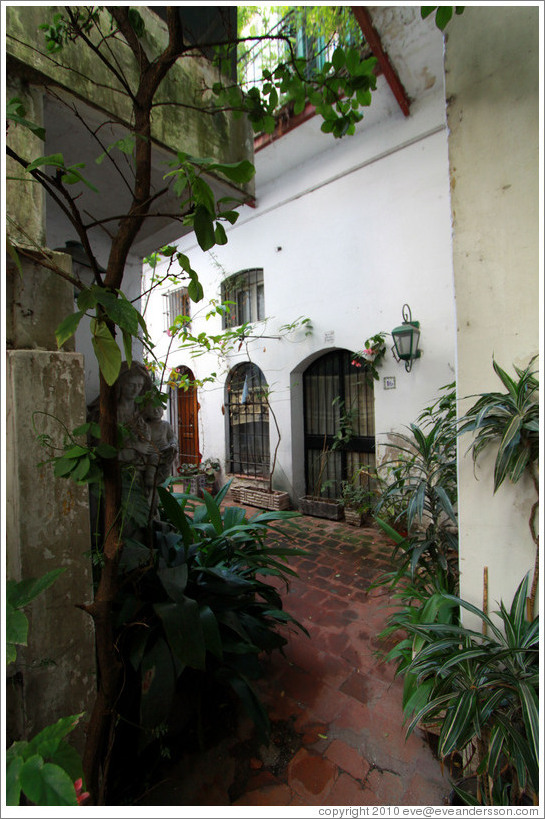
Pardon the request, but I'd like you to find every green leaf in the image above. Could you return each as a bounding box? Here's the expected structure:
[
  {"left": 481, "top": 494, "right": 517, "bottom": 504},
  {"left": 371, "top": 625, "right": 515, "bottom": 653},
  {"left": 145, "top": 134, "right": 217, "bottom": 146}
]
[
  {"left": 76, "top": 287, "right": 97, "bottom": 311},
  {"left": 121, "top": 328, "right": 133, "bottom": 370},
  {"left": 192, "top": 176, "right": 216, "bottom": 215},
  {"left": 7, "top": 98, "right": 46, "bottom": 141},
  {"left": 128, "top": 7, "right": 145, "bottom": 37},
  {"left": 435, "top": 6, "right": 454, "bottom": 30},
  {"left": 332, "top": 46, "right": 346, "bottom": 72},
  {"left": 210, "top": 159, "right": 256, "bottom": 184},
  {"left": 90, "top": 319, "right": 122, "bottom": 386},
  {"left": 95, "top": 290, "right": 139, "bottom": 335},
  {"left": 154, "top": 599, "right": 206, "bottom": 670},
  {"left": 55, "top": 310, "right": 84, "bottom": 348},
  {"left": 157, "top": 564, "right": 189, "bottom": 603},
  {"left": 157, "top": 486, "right": 193, "bottom": 548},
  {"left": 202, "top": 489, "right": 223, "bottom": 534},
  {"left": 26, "top": 713, "right": 84, "bottom": 760},
  {"left": 95, "top": 442, "right": 118, "bottom": 458},
  {"left": 49, "top": 741, "right": 83, "bottom": 784},
  {"left": 218, "top": 210, "right": 239, "bottom": 225},
  {"left": 6, "top": 754, "right": 23, "bottom": 806},
  {"left": 6, "top": 602, "right": 28, "bottom": 650},
  {"left": 214, "top": 223, "right": 228, "bottom": 245},
  {"left": 187, "top": 275, "right": 204, "bottom": 303},
  {"left": 53, "top": 457, "right": 77, "bottom": 478},
  {"left": 194, "top": 205, "right": 216, "bottom": 251},
  {"left": 24, "top": 759, "right": 78, "bottom": 806},
  {"left": 71, "top": 456, "right": 91, "bottom": 481},
  {"left": 7, "top": 569, "right": 65, "bottom": 609},
  {"left": 200, "top": 605, "right": 223, "bottom": 659},
  {"left": 26, "top": 153, "right": 65, "bottom": 172}
]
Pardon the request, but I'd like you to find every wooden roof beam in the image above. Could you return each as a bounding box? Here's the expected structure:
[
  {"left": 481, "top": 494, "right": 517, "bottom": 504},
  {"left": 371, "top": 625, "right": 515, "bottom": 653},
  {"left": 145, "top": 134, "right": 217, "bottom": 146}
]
[{"left": 351, "top": 6, "right": 411, "bottom": 117}]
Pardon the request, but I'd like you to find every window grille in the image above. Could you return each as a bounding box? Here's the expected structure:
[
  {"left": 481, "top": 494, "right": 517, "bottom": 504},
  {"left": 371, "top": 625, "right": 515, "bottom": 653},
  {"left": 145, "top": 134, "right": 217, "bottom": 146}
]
[
  {"left": 221, "top": 269, "right": 264, "bottom": 329},
  {"left": 164, "top": 287, "right": 190, "bottom": 331},
  {"left": 226, "top": 362, "right": 270, "bottom": 478},
  {"left": 303, "top": 350, "right": 375, "bottom": 499}
]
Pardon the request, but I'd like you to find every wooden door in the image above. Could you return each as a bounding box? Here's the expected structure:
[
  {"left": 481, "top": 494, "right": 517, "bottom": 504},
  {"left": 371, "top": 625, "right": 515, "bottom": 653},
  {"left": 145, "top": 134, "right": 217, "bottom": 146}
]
[{"left": 176, "top": 366, "right": 200, "bottom": 465}]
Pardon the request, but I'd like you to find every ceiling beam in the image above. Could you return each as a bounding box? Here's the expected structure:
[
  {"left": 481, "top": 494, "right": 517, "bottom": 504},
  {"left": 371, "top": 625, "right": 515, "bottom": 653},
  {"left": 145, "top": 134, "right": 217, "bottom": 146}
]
[{"left": 351, "top": 6, "right": 411, "bottom": 117}]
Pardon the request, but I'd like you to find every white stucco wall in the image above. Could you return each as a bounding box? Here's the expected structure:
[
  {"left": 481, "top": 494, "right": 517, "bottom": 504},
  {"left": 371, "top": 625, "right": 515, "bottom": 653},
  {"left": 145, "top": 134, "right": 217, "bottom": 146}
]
[
  {"left": 444, "top": 6, "right": 540, "bottom": 616},
  {"left": 143, "top": 12, "right": 457, "bottom": 504}
]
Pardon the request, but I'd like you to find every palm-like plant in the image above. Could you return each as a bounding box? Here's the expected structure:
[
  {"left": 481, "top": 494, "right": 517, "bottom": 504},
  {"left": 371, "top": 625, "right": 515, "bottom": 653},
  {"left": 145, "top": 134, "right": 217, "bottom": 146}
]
[
  {"left": 374, "top": 383, "right": 459, "bottom": 592},
  {"left": 458, "top": 358, "right": 539, "bottom": 615},
  {"left": 405, "top": 574, "right": 539, "bottom": 806}
]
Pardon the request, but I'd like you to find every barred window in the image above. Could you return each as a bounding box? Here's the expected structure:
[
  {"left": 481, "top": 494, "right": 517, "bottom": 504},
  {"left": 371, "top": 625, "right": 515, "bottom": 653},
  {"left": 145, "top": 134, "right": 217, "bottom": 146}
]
[
  {"left": 226, "top": 363, "right": 270, "bottom": 478},
  {"left": 164, "top": 287, "right": 190, "bottom": 331},
  {"left": 221, "top": 269, "right": 264, "bottom": 329}
]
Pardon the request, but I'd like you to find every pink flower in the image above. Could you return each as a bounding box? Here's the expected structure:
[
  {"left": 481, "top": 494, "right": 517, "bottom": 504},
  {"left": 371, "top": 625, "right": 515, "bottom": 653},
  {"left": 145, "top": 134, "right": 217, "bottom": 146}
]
[
  {"left": 166, "top": 328, "right": 173, "bottom": 337},
  {"left": 363, "top": 348, "right": 375, "bottom": 356},
  {"left": 74, "top": 779, "right": 90, "bottom": 805},
  {"left": 351, "top": 359, "right": 362, "bottom": 368}
]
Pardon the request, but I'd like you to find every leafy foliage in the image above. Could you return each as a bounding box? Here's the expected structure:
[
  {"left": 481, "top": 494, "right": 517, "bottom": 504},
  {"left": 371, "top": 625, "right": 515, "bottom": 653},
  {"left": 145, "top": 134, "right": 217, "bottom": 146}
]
[
  {"left": 374, "top": 383, "right": 458, "bottom": 591},
  {"left": 421, "top": 7, "right": 465, "bottom": 31},
  {"left": 458, "top": 358, "right": 539, "bottom": 492},
  {"left": 6, "top": 569, "right": 66, "bottom": 665},
  {"left": 6, "top": 714, "right": 85, "bottom": 806},
  {"left": 404, "top": 575, "right": 539, "bottom": 805},
  {"left": 114, "top": 483, "right": 307, "bottom": 751}
]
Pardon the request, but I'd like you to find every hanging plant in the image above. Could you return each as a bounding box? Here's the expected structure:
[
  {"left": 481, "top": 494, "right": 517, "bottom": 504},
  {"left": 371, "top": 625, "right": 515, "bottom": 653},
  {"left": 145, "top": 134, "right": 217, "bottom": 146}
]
[{"left": 351, "top": 332, "right": 388, "bottom": 383}]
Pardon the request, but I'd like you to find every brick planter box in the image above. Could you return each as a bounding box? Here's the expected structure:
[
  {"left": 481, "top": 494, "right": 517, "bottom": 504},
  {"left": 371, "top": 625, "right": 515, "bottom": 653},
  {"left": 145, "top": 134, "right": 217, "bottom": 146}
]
[
  {"left": 299, "top": 496, "right": 344, "bottom": 521},
  {"left": 238, "top": 487, "right": 291, "bottom": 511},
  {"left": 344, "top": 508, "right": 364, "bottom": 527}
]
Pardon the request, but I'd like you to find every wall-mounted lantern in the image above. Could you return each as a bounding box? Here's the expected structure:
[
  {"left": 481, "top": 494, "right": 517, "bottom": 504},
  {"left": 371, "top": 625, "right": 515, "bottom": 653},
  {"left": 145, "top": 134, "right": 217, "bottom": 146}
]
[{"left": 391, "top": 304, "right": 421, "bottom": 372}]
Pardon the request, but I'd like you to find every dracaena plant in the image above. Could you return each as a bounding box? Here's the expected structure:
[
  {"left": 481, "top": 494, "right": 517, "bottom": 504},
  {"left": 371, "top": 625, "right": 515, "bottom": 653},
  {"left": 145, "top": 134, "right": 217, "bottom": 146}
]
[
  {"left": 374, "top": 383, "right": 459, "bottom": 593},
  {"left": 404, "top": 574, "right": 539, "bottom": 806},
  {"left": 458, "top": 358, "right": 539, "bottom": 616}
]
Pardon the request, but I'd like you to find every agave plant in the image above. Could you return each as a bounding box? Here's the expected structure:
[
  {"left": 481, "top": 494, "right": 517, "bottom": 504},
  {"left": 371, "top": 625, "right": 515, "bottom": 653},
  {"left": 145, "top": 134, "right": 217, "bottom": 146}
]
[
  {"left": 458, "top": 358, "right": 539, "bottom": 615},
  {"left": 404, "top": 574, "right": 539, "bottom": 806}
]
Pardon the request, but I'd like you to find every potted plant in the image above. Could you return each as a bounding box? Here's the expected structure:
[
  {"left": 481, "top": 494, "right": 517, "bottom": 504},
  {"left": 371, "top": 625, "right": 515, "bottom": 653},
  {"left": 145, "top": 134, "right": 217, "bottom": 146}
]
[
  {"left": 351, "top": 331, "right": 387, "bottom": 385},
  {"left": 177, "top": 457, "right": 220, "bottom": 497},
  {"left": 404, "top": 574, "right": 539, "bottom": 806},
  {"left": 340, "top": 474, "right": 375, "bottom": 526}
]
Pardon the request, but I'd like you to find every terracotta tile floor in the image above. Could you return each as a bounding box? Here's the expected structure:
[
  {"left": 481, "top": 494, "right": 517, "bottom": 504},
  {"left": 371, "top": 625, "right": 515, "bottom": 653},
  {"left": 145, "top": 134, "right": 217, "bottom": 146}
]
[{"left": 138, "top": 502, "right": 450, "bottom": 808}]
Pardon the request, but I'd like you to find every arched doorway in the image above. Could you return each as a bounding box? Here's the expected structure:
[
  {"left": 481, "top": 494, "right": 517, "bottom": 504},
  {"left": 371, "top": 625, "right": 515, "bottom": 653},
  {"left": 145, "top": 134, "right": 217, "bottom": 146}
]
[
  {"left": 303, "top": 350, "right": 375, "bottom": 498},
  {"left": 175, "top": 366, "right": 200, "bottom": 466},
  {"left": 226, "top": 362, "right": 270, "bottom": 478}
]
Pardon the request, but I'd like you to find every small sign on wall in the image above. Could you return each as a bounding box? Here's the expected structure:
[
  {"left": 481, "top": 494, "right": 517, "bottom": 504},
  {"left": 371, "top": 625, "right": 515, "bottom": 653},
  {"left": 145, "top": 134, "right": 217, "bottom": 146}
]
[
  {"left": 324, "top": 331, "right": 335, "bottom": 344},
  {"left": 383, "top": 376, "right": 396, "bottom": 390}
]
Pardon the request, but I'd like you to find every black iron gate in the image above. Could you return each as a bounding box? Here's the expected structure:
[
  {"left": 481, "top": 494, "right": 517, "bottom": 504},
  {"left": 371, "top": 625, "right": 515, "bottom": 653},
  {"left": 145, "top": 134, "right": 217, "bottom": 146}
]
[{"left": 303, "top": 350, "right": 375, "bottom": 499}]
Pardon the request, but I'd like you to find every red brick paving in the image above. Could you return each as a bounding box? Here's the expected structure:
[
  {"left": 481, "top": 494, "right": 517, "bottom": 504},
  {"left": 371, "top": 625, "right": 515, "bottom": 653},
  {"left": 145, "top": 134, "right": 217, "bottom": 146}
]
[{"left": 139, "top": 501, "right": 450, "bottom": 807}]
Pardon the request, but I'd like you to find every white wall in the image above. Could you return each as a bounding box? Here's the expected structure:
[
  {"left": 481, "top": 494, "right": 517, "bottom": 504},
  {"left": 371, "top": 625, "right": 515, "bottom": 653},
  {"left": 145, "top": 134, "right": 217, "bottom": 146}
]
[
  {"left": 143, "top": 14, "right": 457, "bottom": 502},
  {"left": 444, "top": 6, "right": 540, "bottom": 616}
]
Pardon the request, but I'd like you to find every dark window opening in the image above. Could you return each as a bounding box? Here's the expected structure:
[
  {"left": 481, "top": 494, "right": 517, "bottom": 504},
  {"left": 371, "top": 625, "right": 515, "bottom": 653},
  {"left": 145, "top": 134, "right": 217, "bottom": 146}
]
[
  {"left": 227, "top": 362, "right": 270, "bottom": 478},
  {"left": 165, "top": 287, "right": 190, "bottom": 331},
  {"left": 221, "top": 269, "right": 264, "bottom": 329},
  {"left": 303, "top": 350, "right": 375, "bottom": 499}
]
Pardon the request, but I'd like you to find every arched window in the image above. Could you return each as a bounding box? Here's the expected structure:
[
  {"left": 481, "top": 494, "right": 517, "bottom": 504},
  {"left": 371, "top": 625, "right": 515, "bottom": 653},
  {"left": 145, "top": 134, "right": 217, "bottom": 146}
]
[
  {"left": 221, "top": 269, "right": 264, "bottom": 329},
  {"left": 226, "top": 363, "right": 270, "bottom": 477}
]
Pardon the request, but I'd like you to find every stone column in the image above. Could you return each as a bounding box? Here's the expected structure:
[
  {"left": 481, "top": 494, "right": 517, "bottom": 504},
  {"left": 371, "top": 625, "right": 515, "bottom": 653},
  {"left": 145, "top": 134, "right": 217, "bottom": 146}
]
[{"left": 6, "top": 79, "right": 96, "bottom": 754}]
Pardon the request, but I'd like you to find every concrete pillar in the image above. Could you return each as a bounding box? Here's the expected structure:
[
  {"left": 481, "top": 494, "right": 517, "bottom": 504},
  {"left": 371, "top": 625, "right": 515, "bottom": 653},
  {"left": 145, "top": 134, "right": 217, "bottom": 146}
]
[
  {"left": 444, "top": 7, "right": 539, "bottom": 619},
  {"left": 6, "top": 250, "right": 96, "bottom": 754},
  {"left": 6, "top": 76, "right": 46, "bottom": 248}
]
